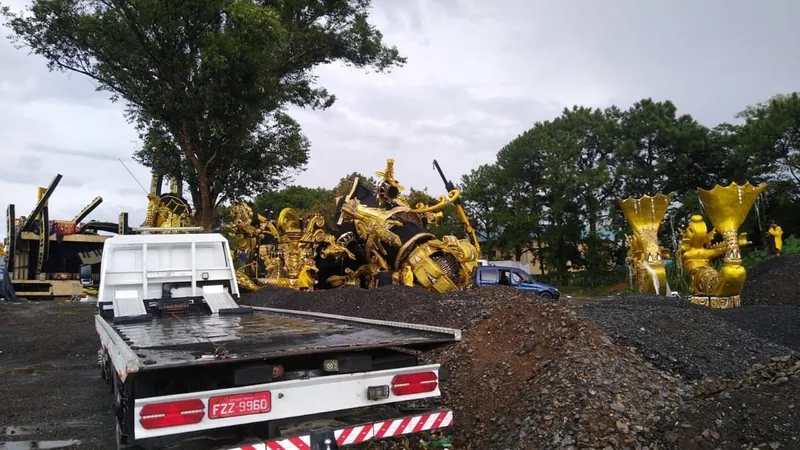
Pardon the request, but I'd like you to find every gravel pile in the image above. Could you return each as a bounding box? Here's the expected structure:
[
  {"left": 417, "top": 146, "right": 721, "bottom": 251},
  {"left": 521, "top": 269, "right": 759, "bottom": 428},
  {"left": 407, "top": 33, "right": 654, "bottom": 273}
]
[
  {"left": 661, "top": 355, "right": 800, "bottom": 449},
  {"left": 244, "top": 287, "right": 688, "bottom": 449},
  {"left": 742, "top": 255, "right": 800, "bottom": 306},
  {"left": 714, "top": 306, "right": 800, "bottom": 352},
  {"left": 575, "top": 294, "right": 795, "bottom": 380},
  {"left": 243, "top": 288, "right": 800, "bottom": 449}
]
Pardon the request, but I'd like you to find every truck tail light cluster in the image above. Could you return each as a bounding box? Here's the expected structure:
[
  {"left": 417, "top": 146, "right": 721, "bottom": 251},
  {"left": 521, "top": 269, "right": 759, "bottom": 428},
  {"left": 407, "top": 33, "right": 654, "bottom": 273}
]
[
  {"left": 391, "top": 371, "right": 438, "bottom": 396},
  {"left": 139, "top": 399, "right": 205, "bottom": 429}
]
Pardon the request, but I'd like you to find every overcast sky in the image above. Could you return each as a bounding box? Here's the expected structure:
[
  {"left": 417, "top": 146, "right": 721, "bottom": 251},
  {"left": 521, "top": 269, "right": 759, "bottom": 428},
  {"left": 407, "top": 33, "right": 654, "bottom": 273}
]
[{"left": 1, "top": 0, "right": 799, "bottom": 235}]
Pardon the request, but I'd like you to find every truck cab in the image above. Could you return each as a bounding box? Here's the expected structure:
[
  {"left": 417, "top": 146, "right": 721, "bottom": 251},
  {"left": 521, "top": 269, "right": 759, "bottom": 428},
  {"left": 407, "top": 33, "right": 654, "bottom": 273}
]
[{"left": 474, "top": 265, "right": 561, "bottom": 299}]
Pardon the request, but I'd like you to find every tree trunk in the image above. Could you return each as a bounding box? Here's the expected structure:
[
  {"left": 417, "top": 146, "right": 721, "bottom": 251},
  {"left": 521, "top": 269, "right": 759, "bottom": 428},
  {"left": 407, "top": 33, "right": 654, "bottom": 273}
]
[
  {"left": 179, "top": 120, "right": 214, "bottom": 231},
  {"left": 196, "top": 167, "right": 214, "bottom": 231}
]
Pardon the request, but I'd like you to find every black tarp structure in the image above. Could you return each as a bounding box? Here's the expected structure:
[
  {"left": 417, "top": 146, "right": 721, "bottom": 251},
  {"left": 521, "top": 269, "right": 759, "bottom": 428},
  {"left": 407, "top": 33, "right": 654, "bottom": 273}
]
[{"left": 0, "top": 257, "right": 20, "bottom": 302}]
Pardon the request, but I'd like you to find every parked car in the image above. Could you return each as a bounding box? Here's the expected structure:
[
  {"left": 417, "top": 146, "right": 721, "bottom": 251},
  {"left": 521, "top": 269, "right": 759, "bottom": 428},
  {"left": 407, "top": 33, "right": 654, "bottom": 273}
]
[{"left": 474, "top": 265, "right": 561, "bottom": 299}]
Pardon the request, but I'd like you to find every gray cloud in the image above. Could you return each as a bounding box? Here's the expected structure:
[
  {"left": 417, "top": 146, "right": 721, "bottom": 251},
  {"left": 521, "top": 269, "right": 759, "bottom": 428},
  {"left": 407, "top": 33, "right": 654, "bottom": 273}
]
[
  {"left": 28, "top": 143, "right": 121, "bottom": 161},
  {"left": 3, "top": 0, "right": 800, "bottom": 236},
  {"left": 116, "top": 187, "right": 146, "bottom": 197}
]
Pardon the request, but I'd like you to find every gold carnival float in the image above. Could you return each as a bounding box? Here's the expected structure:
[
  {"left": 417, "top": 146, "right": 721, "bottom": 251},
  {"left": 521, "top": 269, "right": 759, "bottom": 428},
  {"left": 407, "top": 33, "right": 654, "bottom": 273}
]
[
  {"left": 143, "top": 176, "right": 194, "bottom": 229},
  {"left": 230, "top": 158, "right": 480, "bottom": 294},
  {"left": 226, "top": 204, "right": 354, "bottom": 291},
  {"left": 677, "top": 182, "right": 767, "bottom": 309},
  {"left": 618, "top": 193, "right": 673, "bottom": 295}
]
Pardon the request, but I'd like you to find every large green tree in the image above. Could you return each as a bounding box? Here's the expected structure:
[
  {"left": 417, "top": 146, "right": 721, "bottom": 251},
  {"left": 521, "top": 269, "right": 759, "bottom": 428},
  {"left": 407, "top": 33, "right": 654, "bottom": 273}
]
[
  {"left": 2, "top": 0, "right": 404, "bottom": 229},
  {"left": 737, "top": 93, "right": 800, "bottom": 186},
  {"left": 254, "top": 185, "right": 332, "bottom": 216},
  {"left": 333, "top": 172, "right": 378, "bottom": 198}
]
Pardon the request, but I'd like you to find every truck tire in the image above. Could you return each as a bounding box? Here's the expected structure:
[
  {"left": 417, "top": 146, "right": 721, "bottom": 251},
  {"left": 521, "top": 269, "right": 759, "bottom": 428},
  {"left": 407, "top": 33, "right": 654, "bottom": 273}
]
[{"left": 539, "top": 291, "right": 553, "bottom": 299}]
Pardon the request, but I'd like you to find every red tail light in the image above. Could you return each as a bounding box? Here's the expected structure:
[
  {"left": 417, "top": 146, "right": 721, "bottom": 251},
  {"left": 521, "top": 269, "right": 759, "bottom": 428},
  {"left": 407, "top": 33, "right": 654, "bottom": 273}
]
[
  {"left": 391, "top": 371, "right": 438, "bottom": 396},
  {"left": 139, "top": 399, "right": 205, "bottom": 429}
]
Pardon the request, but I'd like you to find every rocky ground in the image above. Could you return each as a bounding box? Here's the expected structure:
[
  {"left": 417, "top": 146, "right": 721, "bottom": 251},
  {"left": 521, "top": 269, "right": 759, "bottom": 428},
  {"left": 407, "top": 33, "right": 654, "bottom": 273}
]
[
  {"left": 574, "top": 295, "right": 796, "bottom": 380},
  {"left": 244, "top": 285, "right": 800, "bottom": 450},
  {"left": 0, "top": 301, "right": 115, "bottom": 449},
  {"left": 1, "top": 256, "right": 799, "bottom": 450}
]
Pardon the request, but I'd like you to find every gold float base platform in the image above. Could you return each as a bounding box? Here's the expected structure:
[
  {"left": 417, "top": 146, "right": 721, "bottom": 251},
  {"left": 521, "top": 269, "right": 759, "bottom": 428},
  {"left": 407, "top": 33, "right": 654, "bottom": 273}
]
[{"left": 689, "top": 295, "right": 741, "bottom": 309}]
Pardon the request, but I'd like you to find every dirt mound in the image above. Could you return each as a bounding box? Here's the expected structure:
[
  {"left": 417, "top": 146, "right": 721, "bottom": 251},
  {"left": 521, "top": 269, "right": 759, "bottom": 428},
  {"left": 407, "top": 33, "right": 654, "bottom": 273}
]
[
  {"left": 243, "top": 287, "right": 687, "bottom": 449},
  {"left": 576, "top": 294, "right": 795, "bottom": 380},
  {"left": 742, "top": 255, "right": 800, "bottom": 306}
]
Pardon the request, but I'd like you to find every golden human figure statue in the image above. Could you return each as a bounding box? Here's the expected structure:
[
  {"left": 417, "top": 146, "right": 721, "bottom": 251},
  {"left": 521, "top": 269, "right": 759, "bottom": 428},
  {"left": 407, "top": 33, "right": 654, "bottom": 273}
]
[
  {"left": 678, "top": 182, "right": 767, "bottom": 308},
  {"left": 401, "top": 264, "right": 415, "bottom": 287},
  {"left": 226, "top": 203, "right": 273, "bottom": 291},
  {"left": 618, "top": 193, "right": 673, "bottom": 295}
]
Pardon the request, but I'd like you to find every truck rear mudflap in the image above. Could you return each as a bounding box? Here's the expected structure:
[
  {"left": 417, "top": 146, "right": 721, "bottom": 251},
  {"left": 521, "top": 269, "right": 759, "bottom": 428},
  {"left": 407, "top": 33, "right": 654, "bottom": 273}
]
[{"left": 223, "top": 409, "right": 454, "bottom": 449}]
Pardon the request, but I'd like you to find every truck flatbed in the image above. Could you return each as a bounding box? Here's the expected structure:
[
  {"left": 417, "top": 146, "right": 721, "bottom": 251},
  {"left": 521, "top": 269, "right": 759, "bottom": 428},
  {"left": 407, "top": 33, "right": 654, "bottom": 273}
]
[{"left": 98, "top": 306, "right": 460, "bottom": 373}]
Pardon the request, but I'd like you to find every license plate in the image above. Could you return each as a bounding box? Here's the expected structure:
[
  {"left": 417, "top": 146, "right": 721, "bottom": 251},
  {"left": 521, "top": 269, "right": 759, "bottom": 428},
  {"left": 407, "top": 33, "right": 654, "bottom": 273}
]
[{"left": 208, "top": 391, "right": 271, "bottom": 419}]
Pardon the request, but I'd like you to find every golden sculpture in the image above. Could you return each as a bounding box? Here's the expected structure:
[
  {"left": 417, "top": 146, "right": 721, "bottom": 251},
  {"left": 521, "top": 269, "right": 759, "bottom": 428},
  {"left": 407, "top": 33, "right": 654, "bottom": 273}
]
[
  {"left": 144, "top": 193, "right": 194, "bottom": 228},
  {"left": 225, "top": 158, "right": 481, "bottom": 294},
  {"left": 618, "top": 193, "right": 673, "bottom": 295},
  {"left": 678, "top": 182, "right": 767, "bottom": 309},
  {"left": 328, "top": 158, "right": 479, "bottom": 293},
  {"left": 227, "top": 203, "right": 354, "bottom": 291},
  {"left": 226, "top": 202, "right": 272, "bottom": 291},
  {"left": 260, "top": 208, "right": 354, "bottom": 290},
  {"left": 143, "top": 175, "right": 194, "bottom": 229}
]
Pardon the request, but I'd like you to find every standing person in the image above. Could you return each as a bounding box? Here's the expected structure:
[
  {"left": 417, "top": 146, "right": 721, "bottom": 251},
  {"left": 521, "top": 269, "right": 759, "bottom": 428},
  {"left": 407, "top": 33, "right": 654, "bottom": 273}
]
[
  {"left": 768, "top": 220, "right": 784, "bottom": 256},
  {"left": 765, "top": 230, "right": 776, "bottom": 257}
]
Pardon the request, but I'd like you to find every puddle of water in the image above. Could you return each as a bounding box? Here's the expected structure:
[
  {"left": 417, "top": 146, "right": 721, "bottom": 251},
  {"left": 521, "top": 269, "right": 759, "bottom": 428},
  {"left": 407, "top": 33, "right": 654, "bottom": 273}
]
[
  {"left": 2, "top": 427, "right": 37, "bottom": 436},
  {"left": 0, "top": 368, "right": 36, "bottom": 376},
  {"left": 0, "top": 441, "right": 80, "bottom": 449}
]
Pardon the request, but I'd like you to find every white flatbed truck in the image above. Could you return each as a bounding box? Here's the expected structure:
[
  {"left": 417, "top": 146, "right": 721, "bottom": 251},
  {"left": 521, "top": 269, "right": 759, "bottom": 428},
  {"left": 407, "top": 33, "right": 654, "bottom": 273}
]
[{"left": 95, "top": 233, "right": 459, "bottom": 449}]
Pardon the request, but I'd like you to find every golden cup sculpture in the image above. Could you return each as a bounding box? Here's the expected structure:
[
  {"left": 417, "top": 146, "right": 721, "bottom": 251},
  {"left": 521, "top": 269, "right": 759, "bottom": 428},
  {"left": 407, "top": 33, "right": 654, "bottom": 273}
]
[
  {"left": 678, "top": 182, "right": 767, "bottom": 309},
  {"left": 618, "top": 193, "right": 673, "bottom": 295}
]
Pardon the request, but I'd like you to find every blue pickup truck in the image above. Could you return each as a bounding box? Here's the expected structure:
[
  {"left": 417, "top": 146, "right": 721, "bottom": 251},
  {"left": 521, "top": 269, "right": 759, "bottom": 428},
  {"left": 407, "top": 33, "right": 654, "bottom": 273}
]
[{"left": 474, "top": 265, "right": 561, "bottom": 299}]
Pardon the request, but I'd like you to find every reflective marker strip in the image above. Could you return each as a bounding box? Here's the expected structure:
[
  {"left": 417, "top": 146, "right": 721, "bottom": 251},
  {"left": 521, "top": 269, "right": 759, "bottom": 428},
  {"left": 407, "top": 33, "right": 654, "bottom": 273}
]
[{"left": 225, "top": 410, "right": 454, "bottom": 450}]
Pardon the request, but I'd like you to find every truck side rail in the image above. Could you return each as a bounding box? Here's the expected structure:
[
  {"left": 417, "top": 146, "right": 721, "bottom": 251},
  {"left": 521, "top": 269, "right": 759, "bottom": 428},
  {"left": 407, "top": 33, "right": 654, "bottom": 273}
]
[
  {"left": 96, "top": 314, "right": 142, "bottom": 380},
  {"left": 250, "top": 306, "right": 462, "bottom": 341}
]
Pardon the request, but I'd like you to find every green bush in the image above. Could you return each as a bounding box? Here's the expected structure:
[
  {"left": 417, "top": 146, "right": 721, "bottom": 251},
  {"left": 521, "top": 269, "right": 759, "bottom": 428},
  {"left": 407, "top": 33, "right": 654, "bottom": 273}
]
[{"left": 783, "top": 235, "right": 800, "bottom": 254}]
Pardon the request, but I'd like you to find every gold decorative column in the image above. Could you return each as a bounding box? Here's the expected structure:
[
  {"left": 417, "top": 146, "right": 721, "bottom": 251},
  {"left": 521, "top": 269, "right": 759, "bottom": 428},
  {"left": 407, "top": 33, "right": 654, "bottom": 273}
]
[
  {"left": 678, "top": 182, "right": 767, "bottom": 309},
  {"left": 618, "top": 193, "right": 673, "bottom": 295}
]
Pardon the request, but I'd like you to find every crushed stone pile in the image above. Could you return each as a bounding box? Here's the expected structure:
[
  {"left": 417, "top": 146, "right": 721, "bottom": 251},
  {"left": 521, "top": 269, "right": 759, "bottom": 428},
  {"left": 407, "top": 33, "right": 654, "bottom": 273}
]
[
  {"left": 243, "top": 288, "right": 800, "bottom": 449},
  {"left": 661, "top": 355, "right": 800, "bottom": 449},
  {"left": 714, "top": 306, "right": 800, "bottom": 352},
  {"left": 244, "top": 286, "right": 688, "bottom": 449},
  {"left": 575, "top": 294, "right": 796, "bottom": 380},
  {"left": 692, "top": 354, "right": 800, "bottom": 397},
  {"left": 742, "top": 255, "right": 800, "bottom": 306}
]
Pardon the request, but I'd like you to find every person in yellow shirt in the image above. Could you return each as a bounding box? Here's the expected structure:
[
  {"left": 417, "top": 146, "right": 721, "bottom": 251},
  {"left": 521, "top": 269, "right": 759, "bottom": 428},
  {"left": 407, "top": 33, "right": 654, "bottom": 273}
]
[{"left": 768, "top": 220, "right": 784, "bottom": 256}]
